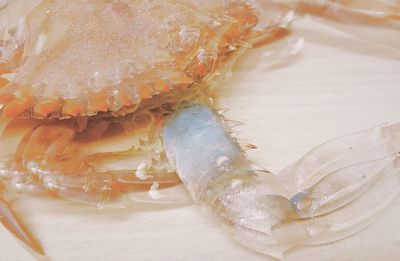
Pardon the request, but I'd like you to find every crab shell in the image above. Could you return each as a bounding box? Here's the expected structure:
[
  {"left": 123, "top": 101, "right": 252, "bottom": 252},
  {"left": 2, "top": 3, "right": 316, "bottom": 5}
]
[
  {"left": 0, "top": 0, "right": 292, "bottom": 201},
  {"left": 0, "top": 0, "right": 291, "bottom": 119},
  {"left": 0, "top": 0, "right": 295, "bottom": 255},
  {"left": 0, "top": 0, "right": 294, "bottom": 213}
]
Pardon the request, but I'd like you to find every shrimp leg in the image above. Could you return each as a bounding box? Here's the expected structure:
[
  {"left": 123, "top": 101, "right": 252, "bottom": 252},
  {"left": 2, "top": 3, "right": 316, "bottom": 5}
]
[{"left": 163, "top": 102, "right": 400, "bottom": 259}]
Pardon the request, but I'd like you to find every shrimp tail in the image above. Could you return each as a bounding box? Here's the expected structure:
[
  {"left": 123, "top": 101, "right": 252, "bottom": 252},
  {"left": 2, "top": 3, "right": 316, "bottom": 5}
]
[
  {"left": 0, "top": 194, "right": 45, "bottom": 256},
  {"left": 163, "top": 102, "right": 400, "bottom": 259}
]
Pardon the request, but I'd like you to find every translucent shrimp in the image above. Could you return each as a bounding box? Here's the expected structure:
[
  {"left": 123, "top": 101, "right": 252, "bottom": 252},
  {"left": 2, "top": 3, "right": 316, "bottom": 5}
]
[{"left": 163, "top": 103, "right": 400, "bottom": 259}]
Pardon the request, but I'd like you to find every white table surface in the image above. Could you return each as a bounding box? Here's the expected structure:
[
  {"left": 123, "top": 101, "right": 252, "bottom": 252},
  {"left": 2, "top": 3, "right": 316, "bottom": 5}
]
[{"left": 1, "top": 18, "right": 399, "bottom": 261}]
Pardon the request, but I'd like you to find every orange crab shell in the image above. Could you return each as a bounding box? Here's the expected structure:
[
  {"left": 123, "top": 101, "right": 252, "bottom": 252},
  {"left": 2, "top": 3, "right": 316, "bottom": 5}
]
[{"left": 0, "top": 0, "right": 265, "bottom": 119}]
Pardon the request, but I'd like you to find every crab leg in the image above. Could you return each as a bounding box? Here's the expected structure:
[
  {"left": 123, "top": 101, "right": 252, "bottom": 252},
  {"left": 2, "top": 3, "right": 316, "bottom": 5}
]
[
  {"left": 163, "top": 102, "right": 400, "bottom": 259},
  {"left": 0, "top": 194, "right": 44, "bottom": 255}
]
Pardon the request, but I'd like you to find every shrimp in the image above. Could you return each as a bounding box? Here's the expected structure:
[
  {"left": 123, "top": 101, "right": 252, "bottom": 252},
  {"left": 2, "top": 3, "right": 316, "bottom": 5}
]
[{"left": 0, "top": 0, "right": 398, "bottom": 258}]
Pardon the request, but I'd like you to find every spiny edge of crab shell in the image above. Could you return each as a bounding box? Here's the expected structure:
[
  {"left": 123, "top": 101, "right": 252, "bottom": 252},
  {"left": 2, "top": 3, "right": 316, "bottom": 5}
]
[{"left": 0, "top": 77, "right": 197, "bottom": 119}]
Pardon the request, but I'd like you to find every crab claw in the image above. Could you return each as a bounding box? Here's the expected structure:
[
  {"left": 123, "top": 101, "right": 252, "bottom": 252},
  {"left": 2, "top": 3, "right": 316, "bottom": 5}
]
[
  {"left": 164, "top": 102, "right": 400, "bottom": 259},
  {"left": 0, "top": 196, "right": 45, "bottom": 256}
]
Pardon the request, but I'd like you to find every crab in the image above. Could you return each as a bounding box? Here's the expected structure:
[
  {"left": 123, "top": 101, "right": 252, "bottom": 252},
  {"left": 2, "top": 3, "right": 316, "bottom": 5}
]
[{"left": 0, "top": 0, "right": 399, "bottom": 259}]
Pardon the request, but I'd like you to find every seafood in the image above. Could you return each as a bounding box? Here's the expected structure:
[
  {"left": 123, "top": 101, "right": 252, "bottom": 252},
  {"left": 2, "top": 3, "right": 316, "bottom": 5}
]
[
  {"left": 0, "top": 0, "right": 399, "bottom": 259},
  {"left": 164, "top": 103, "right": 400, "bottom": 258}
]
